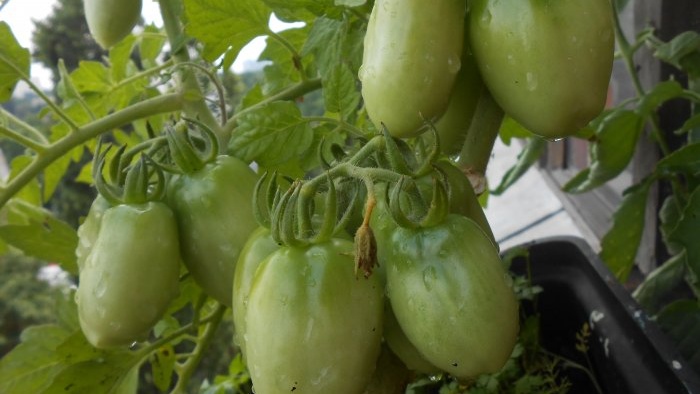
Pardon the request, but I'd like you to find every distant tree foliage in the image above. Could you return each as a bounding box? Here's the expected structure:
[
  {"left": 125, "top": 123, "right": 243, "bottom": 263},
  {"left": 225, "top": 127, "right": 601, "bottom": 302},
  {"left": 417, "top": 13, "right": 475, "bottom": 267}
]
[{"left": 31, "top": 0, "right": 106, "bottom": 84}]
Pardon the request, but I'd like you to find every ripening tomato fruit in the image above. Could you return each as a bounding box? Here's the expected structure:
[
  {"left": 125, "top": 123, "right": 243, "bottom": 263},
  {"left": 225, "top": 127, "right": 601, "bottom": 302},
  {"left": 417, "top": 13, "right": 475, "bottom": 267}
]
[
  {"left": 84, "top": 0, "right": 143, "bottom": 49},
  {"left": 361, "top": 0, "right": 466, "bottom": 138},
  {"left": 245, "top": 238, "right": 384, "bottom": 394},
  {"left": 469, "top": 0, "right": 614, "bottom": 138}
]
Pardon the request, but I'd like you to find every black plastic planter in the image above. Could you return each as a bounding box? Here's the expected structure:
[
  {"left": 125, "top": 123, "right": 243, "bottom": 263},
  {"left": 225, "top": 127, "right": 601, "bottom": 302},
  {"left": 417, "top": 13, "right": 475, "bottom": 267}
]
[{"left": 507, "top": 237, "right": 700, "bottom": 394}]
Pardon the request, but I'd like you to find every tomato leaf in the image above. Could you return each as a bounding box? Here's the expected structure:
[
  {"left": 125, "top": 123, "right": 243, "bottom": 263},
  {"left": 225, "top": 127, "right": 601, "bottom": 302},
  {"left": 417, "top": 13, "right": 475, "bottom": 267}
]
[
  {"left": 491, "top": 137, "right": 547, "bottom": 196},
  {"left": 323, "top": 63, "right": 360, "bottom": 120},
  {"left": 656, "top": 141, "right": 700, "bottom": 176},
  {"left": 633, "top": 252, "right": 688, "bottom": 314},
  {"left": 302, "top": 17, "right": 365, "bottom": 77},
  {"left": 0, "top": 22, "right": 31, "bottom": 103},
  {"left": 336, "top": 0, "right": 366, "bottom": 6},
  {"left": 184, "top": 0, "right": 271, "bottom": 68},
  {"left": 0, "top": 325, "right": 73, "bottom": 394},
  {"left": 563, "top": 109, "right": 644, "bottom": 193},
  {"left": 150, "top": 345, "right": 176, "bottom": 392},
  {"left": 599, "top": 179, "right": 652, "bottom": 281},
  {"left": 667, "top": 187, "right": 700, "bottom": 293},
  {"left": 656, "top": 300, "right": 700, "bottom": 372},
  {"left": 259, "top": 27, "right": 308, "bottom": 95},
  {"left": 139, "top": 25, "right": 167, "bottom": 69},
  {"left": 654, "top": 31, "right": 700, "bottom": 78},
  {"left": 262, "top": 0, "right": 336, "bottom": 22},
  {"left": 636, "top": 80, "right": 685, "bottom": 117},
  {"left": 0, "top": 201, "right": 78, "bottom": 274},
  {"left": 229, "top": 101, "right": 314, "bottom": 169},
  {"left": 498, "top": 116, "right": 535, "bottom": 145}
]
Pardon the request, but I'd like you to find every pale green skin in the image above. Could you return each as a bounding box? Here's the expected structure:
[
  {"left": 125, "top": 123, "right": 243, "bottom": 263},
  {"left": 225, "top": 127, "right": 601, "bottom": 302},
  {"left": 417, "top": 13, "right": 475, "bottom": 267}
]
[
  {"left": 469, "top": 0, "right": 614, "bottom": 138},
  {"left": 168, "top": 156, "right": 259, "bottom": 307},
  {"left": 245, "top": 238, "right": 384, "bottom": 394},
  {"left": 76, "top": 195, "right": 110, "bottom": 271},
  {"left": 383, "top": 302, "right": 440, "bottom": 374},
  {"left": 231, "top": 227, "right": 279, "bottom": 357},
  {"left": 435, "top": 40, "right": 483, "bottom": 156},
  {"left": 386, "top": 215, "right": 519, "bottom": 380},
  {"left": 361, "top": 0, "right": 465, "bottom": 138},
  {"left": 84, "top": 0, "right": 143, "bottom": 49},
  {"left": 76, "top": 203, "right": 180, "bottom": 349}
]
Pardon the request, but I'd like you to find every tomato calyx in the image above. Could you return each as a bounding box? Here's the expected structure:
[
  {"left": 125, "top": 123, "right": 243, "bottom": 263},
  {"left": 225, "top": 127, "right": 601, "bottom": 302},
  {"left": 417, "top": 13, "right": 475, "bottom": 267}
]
[
  {"left": 388, "top": 174, "right": 450, "bottom": 229},
  {"left": 93, "top": 142, "right": 166, "bottom": 206},
  {"left": 164, "top": 119, "right": 219, "bottom": 174}
]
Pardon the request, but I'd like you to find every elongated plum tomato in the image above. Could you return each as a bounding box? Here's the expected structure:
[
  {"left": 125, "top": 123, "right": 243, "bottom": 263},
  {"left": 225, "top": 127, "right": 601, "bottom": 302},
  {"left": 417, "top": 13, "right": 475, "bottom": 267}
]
[
  {"left": 84, "top": 0, "right": 143, "bottom": 49},
  {"left": 360, "top": 0, "right": 465, "bottom": 138},
  {"left": 386, "top": 214, "right": 519, "bottom": 380},
  {"left": 231, "top": 227, "right": 279, "bottom": 358},
  {"left": 76, "top": 202, "right": 180, "bottom": 349},
  {"left": 245, "top": 238, "right": 384, "bottom": 394},
  {"left": 469, "top": 0, "right": 614, "bottom": 138},
  {"left": 167, "top": 155, "right": 258, "bottom": 306}
]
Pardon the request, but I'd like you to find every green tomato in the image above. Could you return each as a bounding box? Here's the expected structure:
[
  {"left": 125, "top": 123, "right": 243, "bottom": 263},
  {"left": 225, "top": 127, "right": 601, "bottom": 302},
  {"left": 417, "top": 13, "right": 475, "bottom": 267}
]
[
  {"left": 469, "top": 0, "right": 614, "bottom": 138},
  {"left": 361, "top": 0, "right": 465, "bottom": 138},
  {"left": 430, "top": 160, "right": 495, "bottom": 245},
  {"left": 167, "top": 155, "right": 259, "bottom": 306},
  {"left": 76, "top": 202, "right": 180, "bottom": 349},
  {"left": 435, "top": 34, "right": 483, "bottom": 155},
  {"left": 231, "top": 227, "right": 279, "bottom": 357},
  {"left": 84, "top": 0, "right": 142, "bottom": 49},
  {"left": 76, "top": 195, "right": 110, "bottom": 271},
  {"left": 245, "top": 238, "right": 384, "bottom": 394},
  {"left": 386, "top": 214, "right": 518, "bottom": 380},
  {"left": 383, "top": 301, "right": 440, "bottom": 375},
  {"left": 362, "top": 344, "right": 412, "bottom": 394}
]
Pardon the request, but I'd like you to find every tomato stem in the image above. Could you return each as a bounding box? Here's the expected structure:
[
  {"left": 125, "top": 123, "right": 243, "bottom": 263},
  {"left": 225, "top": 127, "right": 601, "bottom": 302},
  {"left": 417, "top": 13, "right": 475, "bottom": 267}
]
[
  {"left": 0, "top": 92, "right": 183, "bottom": 208},
  {"left": 454, "top": 87, "right": 503, "bottom": 194},
  {"left": 170, "top": 304, "right": 227, "bottom": 394}
]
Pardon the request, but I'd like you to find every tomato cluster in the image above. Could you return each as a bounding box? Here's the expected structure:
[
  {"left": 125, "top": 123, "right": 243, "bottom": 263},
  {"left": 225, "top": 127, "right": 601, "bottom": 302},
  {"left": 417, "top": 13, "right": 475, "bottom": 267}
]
[
  {"left": 362, "top": 0, "right": 614, "bottom": 141},
  {"left": 73, "top": 0, "right": 614, "bottom": 390}
]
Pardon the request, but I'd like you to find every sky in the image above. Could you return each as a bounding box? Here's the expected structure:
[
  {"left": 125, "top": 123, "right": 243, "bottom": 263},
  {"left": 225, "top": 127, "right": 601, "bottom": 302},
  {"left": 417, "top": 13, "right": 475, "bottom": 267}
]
[{"left": 0, "top": 0, "right": 273, "bottom": 90}]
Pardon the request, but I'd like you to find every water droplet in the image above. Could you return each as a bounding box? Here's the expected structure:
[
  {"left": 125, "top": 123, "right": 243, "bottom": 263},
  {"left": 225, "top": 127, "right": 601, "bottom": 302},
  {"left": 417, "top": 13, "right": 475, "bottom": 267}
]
[
  {"left": 506, "top": 54, "right": 515, "bottom": 64},
  {"left": 422, "top": 266, "right": 437, "bottom": 290},
  {"left": 480, "top": 10, "right": 492, "bottom": 25},
  {"left": 447, "top": 53, "right": 461, "bottom": 74},
  {"left": 526, "top": 72, "right": 538, "bottom": 91},
  {"left": 571, "top": 36, "right": 578, "bottom": 44},
  {"left": 358, "top": 65, "right": 366, "bottom": 82},
  {"left": 424, "top": 54, "right": 435, "bottom": 64}
]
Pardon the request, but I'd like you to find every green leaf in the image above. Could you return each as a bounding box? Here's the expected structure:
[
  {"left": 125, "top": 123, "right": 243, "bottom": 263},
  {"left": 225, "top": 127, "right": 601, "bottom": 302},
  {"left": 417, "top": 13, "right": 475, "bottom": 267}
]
[
  {"left": 184, "top": 0, "right": 271, "bottom": 67},
  {"left": 667, "top": 187, "right": 700, "bottom": 293},
  {"left": 262, "top": 0, "right": 335, "bottom": 22},
  {"left": 109, "top": 35, "right": 139, "bottom": 83},
  {"left": 655, "top": 31, "right": 700, "bottom": 78},
  {"left": 0, "top": 325, "right": 73, "bottom": 394},
  {"left": 491, "top": 137, "right": 547, "bottom": 196},
  {"left": 599, "top": 179, "right": 652, "bottom": 281},
  {"left": 563, "top": 109, "right": 644, "bottom": 193},
  {"left": 259, "top": 27, "right": 308, "bottom": 95},
  {"left": 323, "top": 63, "right": 360, "bottom": 120},
  {"left": 336, "top": 0, "right": 366, "bottom": 6},
  {"left": 679, "top": 113, "right": 700, "bottom": 135},
  {"left": 0, "top": 201, "right": 78, "bottom": 274},
  {"left": 637, "top": 80, "right": 685, "bottom": 116},
  {"left": 0, "top": 22, "right": 31, "bottom": 102},
  {"left": 656, "top": 141, "right": 700, "bottom": 176},
  {"left": 150, "top": 345, "right": 176, "bottom": 392},
  {"left": 229, "top": 101, "right": 314, "bottom": 169},
  {"left": 139, "top": 25, "right": 167, "bottom": 69},
  {"left": 633, "top": 252, "right": 688, "bottom": 314},
  {"left": 69, "top": 61, "right": 111, "bottom": 93},
  {"left": 302, "top": 16, "right": 364, "bottom": 77},
  {"left": 42, "top": 352, "right": 141, "bottom": 394},
  {"left": 498, "top": 116, "right": 535, "bottom": 145},
  {"left": 656, "top": 300, "right": 700, "bottom": 372},
  {"left": 659, "top": 194, "right": 685, "bottom": 255}
]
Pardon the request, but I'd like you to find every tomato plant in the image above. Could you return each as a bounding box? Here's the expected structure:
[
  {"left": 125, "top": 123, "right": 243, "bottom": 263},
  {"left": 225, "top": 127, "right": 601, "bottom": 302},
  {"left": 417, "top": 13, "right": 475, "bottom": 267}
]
[{"left": 1, "top": 0, "right": 699, "bottom": 392}]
